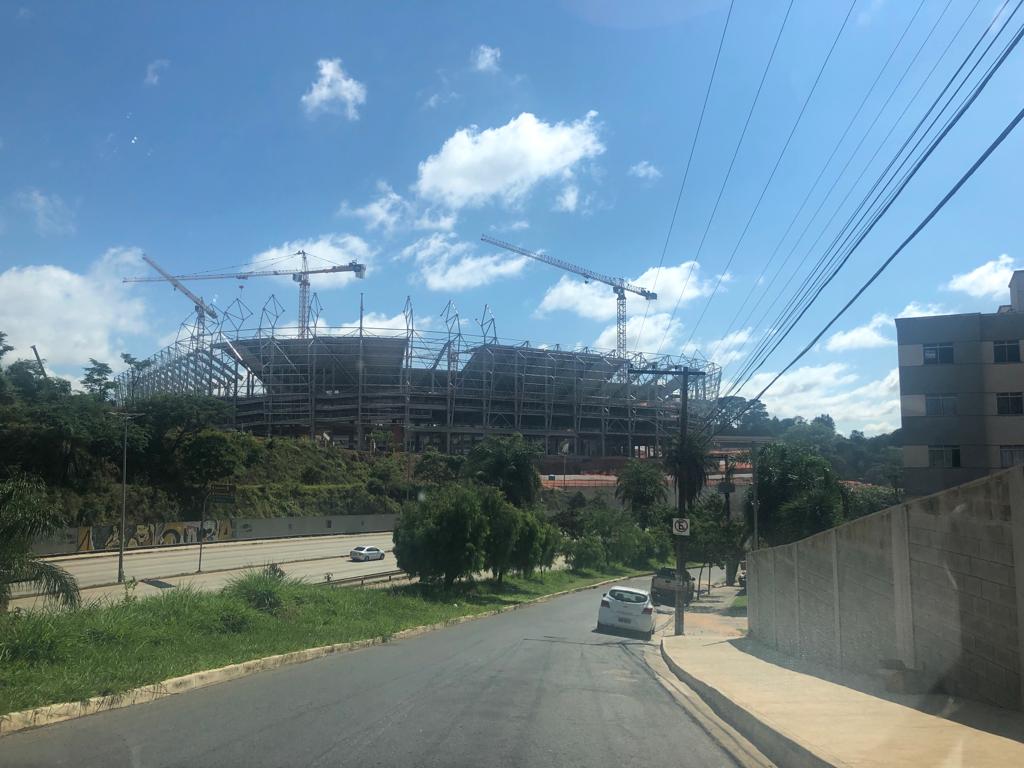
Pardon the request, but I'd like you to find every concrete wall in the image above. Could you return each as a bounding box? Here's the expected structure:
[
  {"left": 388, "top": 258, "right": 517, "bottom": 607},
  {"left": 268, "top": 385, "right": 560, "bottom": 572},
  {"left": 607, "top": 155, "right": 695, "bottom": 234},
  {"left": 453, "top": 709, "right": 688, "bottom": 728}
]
[
  {"left": 749, "top": 466, "right": 1024, "bottom": 710},
  {"left": 33, "top": 513, "right": 398, "bottom": 555}
]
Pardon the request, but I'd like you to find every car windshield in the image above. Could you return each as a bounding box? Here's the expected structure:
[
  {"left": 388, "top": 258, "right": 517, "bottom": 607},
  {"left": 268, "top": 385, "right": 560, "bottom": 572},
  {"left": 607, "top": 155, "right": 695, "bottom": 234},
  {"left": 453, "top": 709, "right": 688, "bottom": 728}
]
[
  {"left": 608, "top": 589, "right": 647, "bottom": 604},
  {"left": 3, "top": 4, "right": 1000, "bottom": 765}
]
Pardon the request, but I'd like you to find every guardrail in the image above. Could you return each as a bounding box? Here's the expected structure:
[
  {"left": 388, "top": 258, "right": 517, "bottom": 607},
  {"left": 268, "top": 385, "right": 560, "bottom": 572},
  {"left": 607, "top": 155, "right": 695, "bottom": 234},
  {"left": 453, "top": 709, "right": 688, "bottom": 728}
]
[{"left": 320, "top": 569, "right": 406, "bottom": 589}]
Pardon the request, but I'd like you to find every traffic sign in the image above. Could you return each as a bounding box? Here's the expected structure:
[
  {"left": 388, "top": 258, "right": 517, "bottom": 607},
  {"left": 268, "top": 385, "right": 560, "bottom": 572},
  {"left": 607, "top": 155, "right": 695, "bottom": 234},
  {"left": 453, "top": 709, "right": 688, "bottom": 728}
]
[{"left": 672, "top": 518, "right": 690, "bottom": 536}]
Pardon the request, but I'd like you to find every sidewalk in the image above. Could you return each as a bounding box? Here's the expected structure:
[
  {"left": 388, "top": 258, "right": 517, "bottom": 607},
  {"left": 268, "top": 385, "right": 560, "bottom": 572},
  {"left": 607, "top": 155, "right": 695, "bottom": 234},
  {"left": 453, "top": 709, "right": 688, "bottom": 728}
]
[{"left": 661, "top": 590, "right": 1024, "bottom": 766}]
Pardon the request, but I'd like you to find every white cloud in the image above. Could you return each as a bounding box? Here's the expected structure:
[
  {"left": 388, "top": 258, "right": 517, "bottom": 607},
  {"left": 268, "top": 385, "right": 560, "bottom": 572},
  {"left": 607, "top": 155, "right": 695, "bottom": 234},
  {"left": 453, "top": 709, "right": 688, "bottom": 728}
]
[
  {"left": 399, "top": 233, "right": 528, "bottom": 291},
  {"left": 595, "top": 312, "right": 681, "bottom": 353},
  {"left": 144, "top": 59, "right": 169, "bottom": 86},
  {"left": 628, "top": 160, "right": 662, "bottom": 180},
  {"left": 706, "top": 328, "right": 753, "bottom": 366},
  {"left": 0, "top": 248, "right": 148, "bottom": 376},
  {"left": 491, "top": 219, "right": 530, "bottom": 232},
  {"left": 338, "top": 181, "right": 456, "bottom": 233},
  {"left": 537, "top": 260, "right": 713, "bottom": 322},
  {"left": 472, "top": 45, "right": 502, "bottom": 73},
  {"left": 16, "top": 189, "right": 75, "bottom": 236},
  {"left": 826, "top": 313, "right": 894, "bottom": 352},
  {"left": 741, "top": 363, "right": 900, "bottom": 435},
  {"left": 415, "top": 111, "right": 604, "bottom": 209},
  {"left": 247, "top": 234, "right": 374, "bottom": 289},
  {"left": 946, "top": 254, "right": 1015, "bottom": 300},
  {"left": 301, "top": 58, "right": 367, "bottom": 119},
  {"left": 424, "top": 91, "right": 458, "bottom": 109},
  {"left": 897, "top": 301, "right": 946, "bottom": 318},
  {"left": 554, "top": 185, "right": 579, "bottom": 212}
]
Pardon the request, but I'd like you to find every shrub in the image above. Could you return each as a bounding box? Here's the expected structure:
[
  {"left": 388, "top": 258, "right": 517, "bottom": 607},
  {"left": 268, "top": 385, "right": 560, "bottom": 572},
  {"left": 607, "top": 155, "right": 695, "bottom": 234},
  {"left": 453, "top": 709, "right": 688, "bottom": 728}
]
[
  {"left": 0, "top": 611, "right": 67, "bottom": 665},
  {"left": 566, "top": 535, "right": 607, "bottom": 572},
  {"left": 224, "top": 571, "right": 287, "bottom": 613}
]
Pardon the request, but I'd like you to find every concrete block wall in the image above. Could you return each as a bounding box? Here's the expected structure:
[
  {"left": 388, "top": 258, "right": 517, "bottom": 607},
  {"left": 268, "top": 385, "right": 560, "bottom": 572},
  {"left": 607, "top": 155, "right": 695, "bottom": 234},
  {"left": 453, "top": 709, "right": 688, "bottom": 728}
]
[{"left": 748, "top": 466, "right": 1024, "bottom": 710}]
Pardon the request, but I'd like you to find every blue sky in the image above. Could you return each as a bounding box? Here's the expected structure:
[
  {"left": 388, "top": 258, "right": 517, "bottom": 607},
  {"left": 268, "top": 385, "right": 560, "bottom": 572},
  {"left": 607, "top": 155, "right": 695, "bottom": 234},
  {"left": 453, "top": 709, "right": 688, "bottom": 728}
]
[{"left": 1, "top": 0, "right": 1022, "bottom": 434}]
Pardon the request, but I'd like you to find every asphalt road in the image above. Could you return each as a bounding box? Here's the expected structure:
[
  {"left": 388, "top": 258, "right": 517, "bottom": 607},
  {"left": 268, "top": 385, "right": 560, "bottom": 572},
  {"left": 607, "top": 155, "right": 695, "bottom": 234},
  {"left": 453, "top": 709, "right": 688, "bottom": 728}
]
[
  {"left": 0, "top": 577, "right": 735, "bottom": 768},
  {"left": 8, "top": 534, "right": 396, "bottom": 610}
]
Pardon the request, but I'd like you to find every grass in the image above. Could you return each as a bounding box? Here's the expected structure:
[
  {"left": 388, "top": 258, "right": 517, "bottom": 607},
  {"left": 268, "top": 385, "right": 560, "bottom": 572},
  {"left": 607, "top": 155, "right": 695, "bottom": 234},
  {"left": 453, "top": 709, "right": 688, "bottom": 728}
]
[
  {"left": 726, "top": 594, "right": 748, "bottom": 616},
  {"left": 0, "top": 564, "right": 644, "bottom": 715}
]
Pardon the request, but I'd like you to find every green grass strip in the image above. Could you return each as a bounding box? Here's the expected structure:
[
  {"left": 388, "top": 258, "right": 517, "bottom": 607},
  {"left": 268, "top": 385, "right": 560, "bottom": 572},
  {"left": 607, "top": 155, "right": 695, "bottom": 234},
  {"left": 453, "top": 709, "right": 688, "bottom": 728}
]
[{"left": 0, "top": 565, "right": 645, "bottom": 714}]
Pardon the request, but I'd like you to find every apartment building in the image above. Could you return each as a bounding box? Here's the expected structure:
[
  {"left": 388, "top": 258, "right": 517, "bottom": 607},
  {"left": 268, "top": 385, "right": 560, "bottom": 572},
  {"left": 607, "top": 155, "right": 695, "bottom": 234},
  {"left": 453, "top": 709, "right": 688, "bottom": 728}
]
[{"left": 896, "top": 270, "right": 1024, "bottom": 497}]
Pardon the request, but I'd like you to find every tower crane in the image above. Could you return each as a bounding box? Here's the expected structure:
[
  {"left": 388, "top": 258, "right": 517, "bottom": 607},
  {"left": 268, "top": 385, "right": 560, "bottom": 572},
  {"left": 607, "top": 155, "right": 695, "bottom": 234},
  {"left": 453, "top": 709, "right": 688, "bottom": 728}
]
[
  {"left": 125, "top": 251, "right": 366, "bottom": 338},
  {"left": 136, "top": 254, "right": 219, "bottom": 335},
  {"left": 481, "top": 235, "right": 656, "bottom": 360}
]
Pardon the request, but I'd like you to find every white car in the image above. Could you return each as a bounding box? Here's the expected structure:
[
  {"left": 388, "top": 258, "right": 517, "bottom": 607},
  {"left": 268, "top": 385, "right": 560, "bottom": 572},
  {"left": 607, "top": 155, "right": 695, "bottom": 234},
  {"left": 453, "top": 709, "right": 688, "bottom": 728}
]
[
  {"left": 597, "top": 586, "right": 656, "bottom": 639},
  {"left": 350, "top": 545, "right": 385, "bottom": 562}
]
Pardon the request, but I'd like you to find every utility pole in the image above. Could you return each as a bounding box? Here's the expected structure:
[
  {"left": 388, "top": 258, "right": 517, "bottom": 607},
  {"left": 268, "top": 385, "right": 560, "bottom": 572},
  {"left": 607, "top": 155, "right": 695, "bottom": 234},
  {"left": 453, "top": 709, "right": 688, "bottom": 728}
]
[
  {"left": 630, "top": 365, "right": 706, "bottom": 635},
  {"left": 109, "top": 411, "right": 142, "bottom": 583}
]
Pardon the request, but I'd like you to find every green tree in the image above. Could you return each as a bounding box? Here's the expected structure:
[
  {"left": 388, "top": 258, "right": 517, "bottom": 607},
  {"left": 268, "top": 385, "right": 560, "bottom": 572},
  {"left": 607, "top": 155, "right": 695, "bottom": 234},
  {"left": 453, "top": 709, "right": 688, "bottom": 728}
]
[
  {"left": 566, "top": 534, "right": 607, "bottom": 572},
  {"left": 413, "top": 448, "right": 464, "bottom": 487},
  {"left": 748, "top": 443, "right": 844, "bottom": 546},
  {"left": 663, "top": 432, "right": 715, "bottom": 512},
  {"left": 0, "top": 474, "right": 80, "bottom": 611},
  {"left": 614, "top": 459, "right": 667, "bottom": 529},
  {"left": 462, "top": 434, "right": 541, "bottom": 508},
  {"left": 0, "top": 331, "right": 13, "bottom": 363},
  {"left": 392, "top": 484, "right": 488, "bottom": 588},
  {"left": 480, "top": 487, "right": 521, "bottom": 582},
  {"left": 510, "top": 509, "right": 544, "bottom": 577},
  {"left": 81, "top": 359, "right": 115, "bottom": 400},
  {"left": 174, "top": 429, "right": 245, "bottom": 487}
]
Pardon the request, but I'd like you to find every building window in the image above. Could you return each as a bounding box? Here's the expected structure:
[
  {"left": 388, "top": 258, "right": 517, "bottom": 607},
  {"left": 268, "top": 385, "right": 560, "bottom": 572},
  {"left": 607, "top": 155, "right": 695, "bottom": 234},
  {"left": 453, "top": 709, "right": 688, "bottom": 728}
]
[
  {"left": 923, "top": 342, "right": 954, "bottom": 365},
  {"left": 994, "top": 340, "right": 1021, "bottom": 363},
  {"left": 924, "top": 394, "right": 957, "bottom": 416},
  {"left": 996, "top": 392, "right": 1024, "bottom": 415},
  {"left": 1000, "top": 445, "right": 1024, "bottom": 468},
  {"left": 928, "top": 445, "right": 961, "bottom": 468}
]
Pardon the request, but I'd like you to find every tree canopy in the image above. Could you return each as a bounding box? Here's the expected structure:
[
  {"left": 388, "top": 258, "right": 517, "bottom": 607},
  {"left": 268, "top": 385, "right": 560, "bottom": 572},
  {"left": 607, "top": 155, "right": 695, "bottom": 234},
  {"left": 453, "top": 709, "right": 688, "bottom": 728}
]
[{"left": 461, "top": 434, "right": 541, "bottom": 508}]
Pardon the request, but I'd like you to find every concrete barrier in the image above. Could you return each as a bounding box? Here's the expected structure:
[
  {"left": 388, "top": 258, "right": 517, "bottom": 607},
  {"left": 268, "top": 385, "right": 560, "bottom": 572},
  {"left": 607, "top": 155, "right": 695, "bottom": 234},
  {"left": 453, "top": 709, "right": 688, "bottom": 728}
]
[{"left": 748, "top": 466, "right": 1024, "bottom": 710}]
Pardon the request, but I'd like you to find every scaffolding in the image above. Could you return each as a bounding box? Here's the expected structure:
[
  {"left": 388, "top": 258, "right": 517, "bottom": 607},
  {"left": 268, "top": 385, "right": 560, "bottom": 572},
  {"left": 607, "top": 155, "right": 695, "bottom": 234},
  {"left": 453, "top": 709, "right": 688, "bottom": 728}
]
[{"left": 114, "top": 297, "right": 721, "bottom": 458}]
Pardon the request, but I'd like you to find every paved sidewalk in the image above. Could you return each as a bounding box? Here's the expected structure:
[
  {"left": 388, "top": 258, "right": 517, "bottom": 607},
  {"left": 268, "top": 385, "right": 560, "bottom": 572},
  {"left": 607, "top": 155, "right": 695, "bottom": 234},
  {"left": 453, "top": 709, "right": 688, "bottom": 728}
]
[{"left": 662, "top": 634, "right": 1024, "bottom": 767}]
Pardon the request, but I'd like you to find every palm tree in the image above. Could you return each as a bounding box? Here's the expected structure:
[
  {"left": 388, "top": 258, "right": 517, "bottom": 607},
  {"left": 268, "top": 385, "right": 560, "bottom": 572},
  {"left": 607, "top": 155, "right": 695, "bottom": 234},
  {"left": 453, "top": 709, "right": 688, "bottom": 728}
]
[
  {"left": 662, "top": 432, "right": 716, "bottom": 513},
  {"left": 0, "top": 474, "right": 80, "bottom": 611},
  {"left": 615, "top": 459, "right": 667, "bottom": 529},
  {"left": 462, "top": 435, "right": 541, "bottom": 508}
]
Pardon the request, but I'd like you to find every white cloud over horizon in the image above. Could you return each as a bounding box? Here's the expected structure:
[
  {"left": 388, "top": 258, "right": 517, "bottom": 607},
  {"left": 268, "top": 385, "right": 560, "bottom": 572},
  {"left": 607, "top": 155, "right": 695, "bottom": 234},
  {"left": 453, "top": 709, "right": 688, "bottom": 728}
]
[
  {"left": 826, "top": 312, "right": 894, "bottom": 352},
  {"left": 301, "top": 58, "right": 366, "bottom": 119},
  {"left": 946, "top": 254, "right": 1015, "bottom": 301},
  {"left": 0, "top": 248, "right": 148, "bottom": 378},
  {"left": 399, "top": 233, "right": 529, "bottom": 291},
  {"left": 741, "top": 363, "right": 900, "bottom": 436},
  {"left": 415, "top": 111, "right": 604, "bottom": 209},
  {"left": 338, "top": 181, "right": 456, "bottom": 234},
  {"left": 247, "top": 234, "right": 374, "bottom": 289}
]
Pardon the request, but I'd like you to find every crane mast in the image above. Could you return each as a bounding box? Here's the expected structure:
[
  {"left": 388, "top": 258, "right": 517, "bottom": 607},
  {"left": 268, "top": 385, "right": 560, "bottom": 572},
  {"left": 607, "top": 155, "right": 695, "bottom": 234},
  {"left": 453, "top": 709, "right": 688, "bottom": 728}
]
[
  {"left": 481, "top": 235, "right": 656, "bottom": 361},
  {"left": 126, "top": 252, "right": 366, "bottom": 338}
]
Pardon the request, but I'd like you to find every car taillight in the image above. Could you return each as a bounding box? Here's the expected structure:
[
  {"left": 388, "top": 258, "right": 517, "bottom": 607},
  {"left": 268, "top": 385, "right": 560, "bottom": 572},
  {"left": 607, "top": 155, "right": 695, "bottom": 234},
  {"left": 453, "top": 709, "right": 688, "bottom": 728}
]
[
  {"left": 600, "top": 598, "right": 610, "bottom": 608},
  {"left": 642, "top": 606, "right": 653, "bottom": 615}
]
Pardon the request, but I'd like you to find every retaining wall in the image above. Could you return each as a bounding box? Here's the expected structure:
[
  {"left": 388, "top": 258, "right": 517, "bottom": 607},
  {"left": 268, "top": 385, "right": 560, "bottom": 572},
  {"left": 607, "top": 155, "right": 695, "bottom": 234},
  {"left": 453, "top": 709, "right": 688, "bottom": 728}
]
[{"left": 748, "top": 466, "right": 1024, "bottom": 710}]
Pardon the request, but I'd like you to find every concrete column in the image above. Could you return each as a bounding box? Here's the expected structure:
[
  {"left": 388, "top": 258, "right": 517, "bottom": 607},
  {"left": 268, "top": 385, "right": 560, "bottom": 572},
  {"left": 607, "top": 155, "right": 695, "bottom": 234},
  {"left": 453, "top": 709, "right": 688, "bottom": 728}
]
[
  {"left": 1008, "top": 466, "right": 1024, "bottom": 708},
  {"left": 793, "top": 543, "right": 802, "bottom": 657},
  {"left": 831, "top": 529, "right": 842, "bottom": 667},
  {"left": 891, "top": 506, "right": 916, "bottom": 669},
  {"left": 771, "top": 547, "right": 778, "bottom": 650}
]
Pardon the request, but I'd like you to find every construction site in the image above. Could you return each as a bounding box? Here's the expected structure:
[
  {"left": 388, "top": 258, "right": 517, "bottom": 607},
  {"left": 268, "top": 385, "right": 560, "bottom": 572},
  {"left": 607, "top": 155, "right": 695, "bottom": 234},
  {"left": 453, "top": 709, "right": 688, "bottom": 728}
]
[{"left": 114, "top": 243, "right": 721, "bottom": 459}]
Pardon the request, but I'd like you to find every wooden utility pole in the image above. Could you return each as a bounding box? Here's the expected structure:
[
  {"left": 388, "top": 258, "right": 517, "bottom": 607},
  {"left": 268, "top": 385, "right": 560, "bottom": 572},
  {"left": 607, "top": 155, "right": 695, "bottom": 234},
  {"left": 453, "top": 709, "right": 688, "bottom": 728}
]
[{"left": 630, "top": 365, "right": 706, "bottom": 635}]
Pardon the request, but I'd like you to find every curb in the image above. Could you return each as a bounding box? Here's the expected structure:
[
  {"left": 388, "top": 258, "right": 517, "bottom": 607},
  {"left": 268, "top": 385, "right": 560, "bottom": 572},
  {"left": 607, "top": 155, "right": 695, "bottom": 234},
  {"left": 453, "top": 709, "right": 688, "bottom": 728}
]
[
  {"left": 659, "top": 640, "right": 831, "bottom": 768},
  {"left": 0, "top": 572, "right": 645, "bottom": 739}
]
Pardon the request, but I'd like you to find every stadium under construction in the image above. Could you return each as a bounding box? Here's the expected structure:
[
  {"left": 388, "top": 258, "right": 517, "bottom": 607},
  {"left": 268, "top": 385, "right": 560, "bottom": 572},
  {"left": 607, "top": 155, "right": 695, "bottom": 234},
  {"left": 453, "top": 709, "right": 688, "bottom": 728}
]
[{"left": 114, "top": 295, "right": 720, "bottom": 459}]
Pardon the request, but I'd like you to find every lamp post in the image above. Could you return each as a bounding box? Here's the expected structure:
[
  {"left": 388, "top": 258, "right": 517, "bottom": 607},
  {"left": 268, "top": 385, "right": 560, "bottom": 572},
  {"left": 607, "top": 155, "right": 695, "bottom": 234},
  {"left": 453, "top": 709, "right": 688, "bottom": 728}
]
[{"left": 109, "top": 411, "right": 142, "bottom": 584}]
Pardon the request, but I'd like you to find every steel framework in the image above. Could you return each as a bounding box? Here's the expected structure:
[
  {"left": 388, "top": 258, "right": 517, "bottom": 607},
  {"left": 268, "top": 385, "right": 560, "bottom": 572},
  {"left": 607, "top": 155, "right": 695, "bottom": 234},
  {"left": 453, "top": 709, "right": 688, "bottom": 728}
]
[{"left": 114, "top": 297, "right": 720, "bottom": 458}]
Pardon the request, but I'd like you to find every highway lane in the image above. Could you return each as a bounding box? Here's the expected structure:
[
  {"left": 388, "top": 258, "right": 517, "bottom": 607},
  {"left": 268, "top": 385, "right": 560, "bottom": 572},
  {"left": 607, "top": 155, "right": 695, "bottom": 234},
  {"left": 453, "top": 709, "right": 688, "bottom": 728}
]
[
  {"left": 25, "top": 532, "right": 395, "bottom": 590},
  {"left": 0, "top": 577, "right": 736, "bottom": 768}
]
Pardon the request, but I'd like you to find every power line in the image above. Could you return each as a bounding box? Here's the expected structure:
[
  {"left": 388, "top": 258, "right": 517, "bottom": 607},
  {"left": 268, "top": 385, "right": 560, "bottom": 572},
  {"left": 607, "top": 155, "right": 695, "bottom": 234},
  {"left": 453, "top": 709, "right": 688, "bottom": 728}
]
[
  {"left": 723, "top": 100, "right": 1024, "bottom": 434},
  {"left": 633, "top": 0, "right": 736, "bottom": 353},
  {"left": 656, "top": 0, "right": 797, "bottom": 355},
  {"left": 706, "top": 0, "right": 942, "bottom": 364},
  {"left": 725, "top": 0, "right": 1019, "bottom": 396},
  {"left": 682, "top": 0, "right": 859, "bottom": 349}
]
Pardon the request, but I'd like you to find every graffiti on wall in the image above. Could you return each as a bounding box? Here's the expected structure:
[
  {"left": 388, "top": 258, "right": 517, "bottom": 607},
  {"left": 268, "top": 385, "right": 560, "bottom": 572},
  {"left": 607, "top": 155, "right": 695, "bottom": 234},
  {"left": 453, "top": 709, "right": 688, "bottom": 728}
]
[{"left": 74, "top": 519, "right": 234, "bottom": 553}]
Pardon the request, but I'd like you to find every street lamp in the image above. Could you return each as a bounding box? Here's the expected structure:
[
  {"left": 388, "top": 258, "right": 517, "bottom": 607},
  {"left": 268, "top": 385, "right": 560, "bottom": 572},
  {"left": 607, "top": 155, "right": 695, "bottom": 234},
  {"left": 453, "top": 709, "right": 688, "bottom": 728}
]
[{"left": 109, "top": 411, "right": 142, "bottom": 583}]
